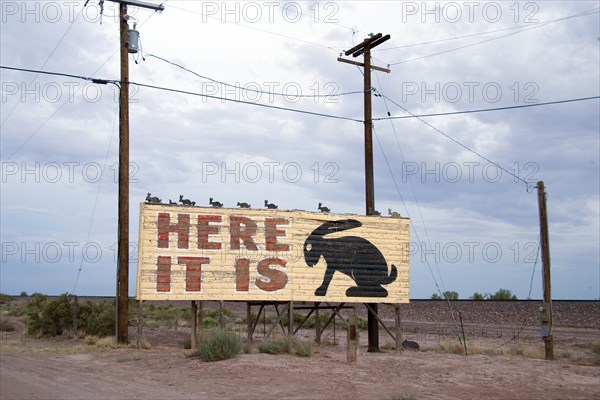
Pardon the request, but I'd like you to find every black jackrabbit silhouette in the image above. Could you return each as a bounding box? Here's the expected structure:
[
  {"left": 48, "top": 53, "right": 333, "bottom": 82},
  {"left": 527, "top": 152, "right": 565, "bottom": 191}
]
[
  {"left": 318, "top": 202, "right": 330, "bottom": 213},
  {"left": 179, "top": 195, "right": 195, "bottom": 206},
  {"left": 209, "top": 197, "right": 223, "bottom": 208},
  {"left": 146, "top": 193, "right": 161, "bottom": 203},
  {"left": 237, "top": 202, "right": 251, "bottom": 208},
  {"left": 264, "top": 200, "right": 278, "bottom": 209},
  {"left": 303, "top": 219, "right": 397, "bottom": 297}
]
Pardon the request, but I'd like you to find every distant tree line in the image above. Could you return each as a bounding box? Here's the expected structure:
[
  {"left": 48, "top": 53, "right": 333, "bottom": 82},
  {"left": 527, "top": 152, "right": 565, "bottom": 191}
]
[{"left": 431, "top": 289, "right": 517, "bottom": 300}]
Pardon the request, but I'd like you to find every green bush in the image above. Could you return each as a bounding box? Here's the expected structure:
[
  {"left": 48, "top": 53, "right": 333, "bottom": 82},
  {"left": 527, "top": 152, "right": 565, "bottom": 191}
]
[
  {"left": 26, "top": 293, "right": 72, "bottom": 336},
  {"left": 203, "top": 316, "right": 219, "bottom": 328},
  {"left": 147, "top": 303, "right": 177, "bottom": 326},
  {"left": 77, "top": 300, "right": 115, "bottom": 337},
  {"left": 431, "top": 291, "right": 459, "bottom": 300},
  {"left": 357, "top": 317, "right": 368, "bottom": 330},
  {"left": 0, "top": 293, "right": 13, "bottom": 304},
  {"left": 204, "top": 308, "right": 235, "bottom": 320},
  {"left": 258, "top": 337, "right": 313, "bottom": 357},
  {"left": 258, "top": 338, "right": 292, "bottom": 355},
  {"left": 18, "top": 294, "right": 115, "bottom": 337},
  {"left": 196, "top": 330, "right": 242, "bottom": 362},
  {"left": 470, "top": 292, "right": 486, "bottom": 300},
  {"left": 489, "top": 289, "right": 517, "bottom": 300}
]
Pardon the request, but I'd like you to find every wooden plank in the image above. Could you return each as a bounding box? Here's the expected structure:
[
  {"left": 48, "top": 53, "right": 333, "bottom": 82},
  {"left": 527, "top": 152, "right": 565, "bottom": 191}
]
[{"left": 347, "top": 308, "right": 358, "bottom": 364}]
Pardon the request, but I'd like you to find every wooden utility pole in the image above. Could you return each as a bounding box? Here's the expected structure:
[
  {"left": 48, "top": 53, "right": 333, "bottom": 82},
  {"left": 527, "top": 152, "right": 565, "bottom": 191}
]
[
  {"left": 338, "top": 33, "right": 391, "bottom": 353},
  {"left": 537, "top": 180, "right": 554, "bottom": 360},
  {"left": 116, "top": 1, "right": 130, "bottom": 344},
  {"left": 108, "top": 0, "right": 165, "bottom": 344}
]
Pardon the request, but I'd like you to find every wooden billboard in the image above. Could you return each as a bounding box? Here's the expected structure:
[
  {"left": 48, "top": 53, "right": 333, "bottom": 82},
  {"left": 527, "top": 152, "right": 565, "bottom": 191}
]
[{"left": 136, "top": 204, "right": 410, "bottom": 303}]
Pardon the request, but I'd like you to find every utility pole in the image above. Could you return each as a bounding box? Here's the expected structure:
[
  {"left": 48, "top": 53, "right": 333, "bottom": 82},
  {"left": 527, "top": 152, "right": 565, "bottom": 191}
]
[
  {"left": 116, "top": 0, "right": 130, "bottom": 346},
  {"left": 106, "top": 0, "right": 164, "bottom": 344},
  {"left": 338, "top": 33, "right": 391, "bottom": 352},
  {"left": 537, "top": 180, "right": 554, "bottom": 360}
]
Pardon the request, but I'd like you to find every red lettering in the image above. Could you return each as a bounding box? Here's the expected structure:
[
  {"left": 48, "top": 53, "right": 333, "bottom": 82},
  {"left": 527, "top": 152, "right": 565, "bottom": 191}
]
[
  {"left": 197, "top": 215, "right": 222, "bottom": 250},
  {"left": 178, "top": 256, "right": 210, "bottom": 292},
  {"left": 234, "top": 258, "right": 250, "bottom": 292},
  {"left": 265, "top": 217, "right": 290, "bottom": 252},
  {"left": 157, "top": 213, "right": 190, "bottom": 249},
  {"left": 156, "top": 256, "right": 171, "bottom": 292},
  {"left": 229, "top": 216, "right": 258, "bottom": 251},
  {"left": 256, "top": 257, "right": 288, "bottom": 292}
]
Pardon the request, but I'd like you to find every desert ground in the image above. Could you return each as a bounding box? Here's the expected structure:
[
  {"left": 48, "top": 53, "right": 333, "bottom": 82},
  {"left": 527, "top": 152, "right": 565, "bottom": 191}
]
[{"left": 1, "top": 300, "right": 599, "bottom": 400}]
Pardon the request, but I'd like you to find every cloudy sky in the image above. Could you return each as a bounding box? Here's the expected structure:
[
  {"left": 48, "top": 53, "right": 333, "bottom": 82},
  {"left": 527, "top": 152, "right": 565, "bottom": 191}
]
[{"left": 1, "top": 0, "right": 598, "bottom": 300}]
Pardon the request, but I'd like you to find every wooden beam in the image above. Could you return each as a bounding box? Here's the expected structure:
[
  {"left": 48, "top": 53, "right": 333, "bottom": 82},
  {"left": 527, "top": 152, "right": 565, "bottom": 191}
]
[{"left": 337, "top": 57, "right": 391, "bottom": 73}]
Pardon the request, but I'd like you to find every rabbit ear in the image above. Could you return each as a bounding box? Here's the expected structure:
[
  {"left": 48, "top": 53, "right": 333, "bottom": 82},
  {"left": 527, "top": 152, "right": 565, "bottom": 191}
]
[{"left": 313, "top": 219, "right": 362, "bottom": 236}]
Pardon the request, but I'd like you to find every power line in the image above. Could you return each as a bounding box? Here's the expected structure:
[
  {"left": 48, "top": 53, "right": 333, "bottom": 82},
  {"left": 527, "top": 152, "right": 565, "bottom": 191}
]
[
  {"left": 145, "top": 53, "right": 364, "bottom": 99},
  {"left": 272, "top": 2, "right": 369, "bottom": 38},
  {"left": 0, "top": 65, "right": 361, "bottom": 124},
  {"left": 385, "top": 7, "right": 599, "bottom": 66},
  {"left": 0, "top": 65, "right": 114, "bottom": 85},
  {"left": 72, "top": 101, "right": 119, "bottom": 294},
  {"left": 131, "top": 80, "right": 362, "bottom": 122},
  {"left": 167, "top": 3, "right": 345, "bottom": 53},
  {"left": 378, "top": 7, "right": 599, "bottom": 53},
  {"left": 372, "top": 85, "right": 532, "bottom": 188},
  {"left": 373, "top": 96, "right": 600, "bottom": 121},
  {"left": 1, "top": 5, "right": 84, "bottom": 129},
  {"left": 373, "top": 72, "right": 453, "bottom": 300},
  {"left": 1, "top": 3, "right": 162, "bottom": 160},
  {"left": 378, "top": 25, "right": 540, "bottom": 52},
  {"left": 0, "top": 66, "right": 117, "bottom": 160},
  {"left": 372, "top": 123, "right": 463, "bottom": 343}
]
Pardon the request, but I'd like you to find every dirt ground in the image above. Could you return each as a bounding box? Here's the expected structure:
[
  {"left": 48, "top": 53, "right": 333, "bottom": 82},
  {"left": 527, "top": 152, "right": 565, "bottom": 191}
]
[{"left": 1, "top": 328, "right": 599, "bottom": 400}]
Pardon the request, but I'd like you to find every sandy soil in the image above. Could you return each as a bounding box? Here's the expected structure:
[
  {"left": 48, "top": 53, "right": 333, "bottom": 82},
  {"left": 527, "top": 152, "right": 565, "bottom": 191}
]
[
  {"left": 1, "top": 300, "right": 599, "bottom": 399},
  {"left": 1, "top": 331, "right": 599, "bottom": 400}
]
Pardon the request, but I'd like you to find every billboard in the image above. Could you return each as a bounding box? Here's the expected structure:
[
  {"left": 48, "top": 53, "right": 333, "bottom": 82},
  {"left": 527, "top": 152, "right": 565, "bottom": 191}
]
[{"left": 136, "top": 204, "right": 410, "bottom": 303}]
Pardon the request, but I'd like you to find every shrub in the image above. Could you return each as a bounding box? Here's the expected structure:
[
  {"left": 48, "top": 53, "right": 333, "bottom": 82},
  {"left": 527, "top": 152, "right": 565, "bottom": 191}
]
[
  {"left": 431, "top": 291, "right": 459, "bottom": 300},
  {"left": 77, "top": 300, "right": 115, "bottom": 337},
  {"left": 304, "top": 311, "right": 332, "bottom": 329},
  {"left": 196, "top": 330, "right": 242, "bottom": 362},
  {"left": 470, "top": 292, "right": 487, "bottom": 300},
  {"left": 357, "top": 317, "right": 368, "bottom": 330},
  {"left": 180, "top": 337, "right": 192, "bottom": 349},
  {"left": 437, "top": 341, "right": 465, "bottom": 355},
  {"left": 294, "top": 339, "right": 313, "bottom": 357},
  {"left": 258, "top": 339, "right": 291, "bottom": 355},
  {"left": 258, "top": 337, "right": 313, "bottom": 357},
  {"left": 203, "top": 316, "right": 219, "bottom": 328},
  {"left": 26, "top": 293, "right": 72, "bottom": 336},
  {"left": 0, "top": 293, "right": 13, "bottom": 304},
  {"left": 0, "top": 320, "right": 16, "bottom": 332},
  {"left": 489, "top": 289, "right": 517, "bottom": 300},
  {"left": 95, "top": 336, "right": 119, "bottom": 349}
]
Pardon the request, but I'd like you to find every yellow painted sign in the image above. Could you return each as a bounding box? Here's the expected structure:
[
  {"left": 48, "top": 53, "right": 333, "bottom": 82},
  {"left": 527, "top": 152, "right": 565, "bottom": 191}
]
[{"left": 136, "top": 204, "right": 410, "bottom": 303}]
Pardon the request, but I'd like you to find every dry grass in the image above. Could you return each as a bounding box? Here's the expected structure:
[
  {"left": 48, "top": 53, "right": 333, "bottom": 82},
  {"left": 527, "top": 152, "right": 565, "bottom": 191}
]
[{"left": 435, "top": 341, "right": 549, "bottom": 359}]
